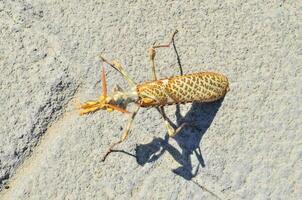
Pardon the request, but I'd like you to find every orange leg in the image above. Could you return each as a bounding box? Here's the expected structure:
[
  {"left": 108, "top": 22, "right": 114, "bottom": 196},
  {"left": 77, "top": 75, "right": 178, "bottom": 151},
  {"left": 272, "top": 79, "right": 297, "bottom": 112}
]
[{"left": 78, "top": 62, "right": 130, "bottom": 115}]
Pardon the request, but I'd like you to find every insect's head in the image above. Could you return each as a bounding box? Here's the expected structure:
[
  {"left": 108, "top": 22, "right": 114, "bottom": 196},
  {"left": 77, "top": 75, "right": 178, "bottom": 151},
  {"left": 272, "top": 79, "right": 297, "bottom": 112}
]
[{"left": 78, "top": 63, "right": 130, "bottom": 115}]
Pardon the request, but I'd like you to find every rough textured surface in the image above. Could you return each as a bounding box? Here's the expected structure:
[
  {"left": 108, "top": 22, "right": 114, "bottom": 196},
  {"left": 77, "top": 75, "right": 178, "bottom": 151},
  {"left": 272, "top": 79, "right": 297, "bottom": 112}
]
[{"left": 0, "top": 0, "right": 301, "bottom": 199}]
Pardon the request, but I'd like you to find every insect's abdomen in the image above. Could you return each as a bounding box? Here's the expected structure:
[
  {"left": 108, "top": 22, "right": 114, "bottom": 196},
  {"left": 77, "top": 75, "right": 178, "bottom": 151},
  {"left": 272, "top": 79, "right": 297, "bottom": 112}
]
[{"left": 137, "top": 72, "right": 229, "bottom": 107}]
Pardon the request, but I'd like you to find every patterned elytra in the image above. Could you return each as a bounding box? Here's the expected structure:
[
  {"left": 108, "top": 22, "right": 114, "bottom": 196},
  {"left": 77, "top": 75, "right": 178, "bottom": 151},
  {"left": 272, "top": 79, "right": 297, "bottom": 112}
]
[{"left": 137, "top": 72, "right": 229, "bottom": 107}]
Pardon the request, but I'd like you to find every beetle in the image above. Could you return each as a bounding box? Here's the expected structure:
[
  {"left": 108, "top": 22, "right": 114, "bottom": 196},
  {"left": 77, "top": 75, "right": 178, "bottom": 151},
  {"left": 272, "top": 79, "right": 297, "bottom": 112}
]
[{"left": 79, "top": 30, "right": 229, "bottom": 161}]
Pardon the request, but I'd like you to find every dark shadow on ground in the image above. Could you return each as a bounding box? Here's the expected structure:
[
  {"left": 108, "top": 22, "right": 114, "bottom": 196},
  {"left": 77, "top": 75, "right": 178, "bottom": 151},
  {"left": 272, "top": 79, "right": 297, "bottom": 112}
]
[{"left": 135, "top": 99, "right": 224, "bottom": 180}]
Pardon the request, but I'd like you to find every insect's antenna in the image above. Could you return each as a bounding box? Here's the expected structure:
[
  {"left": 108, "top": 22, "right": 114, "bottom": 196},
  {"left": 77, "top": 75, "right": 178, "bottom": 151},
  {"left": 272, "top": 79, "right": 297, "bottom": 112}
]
[{"left": 99, "top": 55, "right": 136, "bottom": 88}]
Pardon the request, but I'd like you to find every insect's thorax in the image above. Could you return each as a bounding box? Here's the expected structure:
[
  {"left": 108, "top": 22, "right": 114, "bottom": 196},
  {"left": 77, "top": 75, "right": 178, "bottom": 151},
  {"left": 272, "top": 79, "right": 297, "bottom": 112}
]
[
  {"left": 109, "top": 89, "right": 138, "bottom": 108},
  {"left": 136, "top": 72, "right": 229, "bottom": 107}
]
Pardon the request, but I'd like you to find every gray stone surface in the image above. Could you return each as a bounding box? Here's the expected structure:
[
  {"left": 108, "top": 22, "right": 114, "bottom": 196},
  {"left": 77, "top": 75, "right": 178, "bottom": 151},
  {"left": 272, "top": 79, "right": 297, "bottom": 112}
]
[{"left": 0, "top": 0, "right": 301, "bottom": 199}]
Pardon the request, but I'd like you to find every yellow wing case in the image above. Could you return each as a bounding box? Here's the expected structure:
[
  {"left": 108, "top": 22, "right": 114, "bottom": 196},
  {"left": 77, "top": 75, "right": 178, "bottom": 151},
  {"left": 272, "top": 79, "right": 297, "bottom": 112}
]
[{"left": 137, "top": 72, "right": 229, "bottom": 107}]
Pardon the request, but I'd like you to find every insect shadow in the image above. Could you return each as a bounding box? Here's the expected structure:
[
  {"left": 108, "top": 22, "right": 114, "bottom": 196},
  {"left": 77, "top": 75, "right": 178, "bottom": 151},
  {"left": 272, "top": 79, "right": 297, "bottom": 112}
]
[
  {"left": 109, "top": 33, "right": 224, "bottom": 180},
  {"left": 135, "top": 99, "right": 224, "bottom": 180}
]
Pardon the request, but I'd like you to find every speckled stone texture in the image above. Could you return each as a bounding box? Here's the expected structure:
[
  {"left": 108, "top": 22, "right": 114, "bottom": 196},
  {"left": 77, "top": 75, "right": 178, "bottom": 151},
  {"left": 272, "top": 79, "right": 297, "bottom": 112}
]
[{"left": 0, "top": 0, "right": 301, "bottom": 199}]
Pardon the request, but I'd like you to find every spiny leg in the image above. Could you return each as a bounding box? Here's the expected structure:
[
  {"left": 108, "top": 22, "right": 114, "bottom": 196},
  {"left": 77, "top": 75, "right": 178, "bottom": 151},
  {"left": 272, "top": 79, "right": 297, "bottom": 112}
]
[
  {"left": 102, "top": 106, "right": 140, "bottom": 161},
  {"left": 79, "top": 61, "right": 130, "bottom": 115},
  {"left": 148, "top": 30, "right": 178, "bottom": 80},
  {"left": 79, "top": 62, "right": 108, "bottom": 115},
  {"left": 101, "top": 62, "right": 107, "bottom": 96}
]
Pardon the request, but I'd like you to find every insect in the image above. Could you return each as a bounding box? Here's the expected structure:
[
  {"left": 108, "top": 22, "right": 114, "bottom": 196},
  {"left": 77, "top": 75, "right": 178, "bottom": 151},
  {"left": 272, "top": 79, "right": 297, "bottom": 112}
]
[{"left": 79, "top": 30, "right": 229, "bottom": 161}]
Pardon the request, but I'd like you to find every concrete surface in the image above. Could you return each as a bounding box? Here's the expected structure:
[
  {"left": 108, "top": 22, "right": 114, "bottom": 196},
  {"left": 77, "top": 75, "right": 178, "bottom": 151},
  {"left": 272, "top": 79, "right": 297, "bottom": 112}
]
[{"left": 0, "top": 0, "right": 301, "bottom": 199}]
